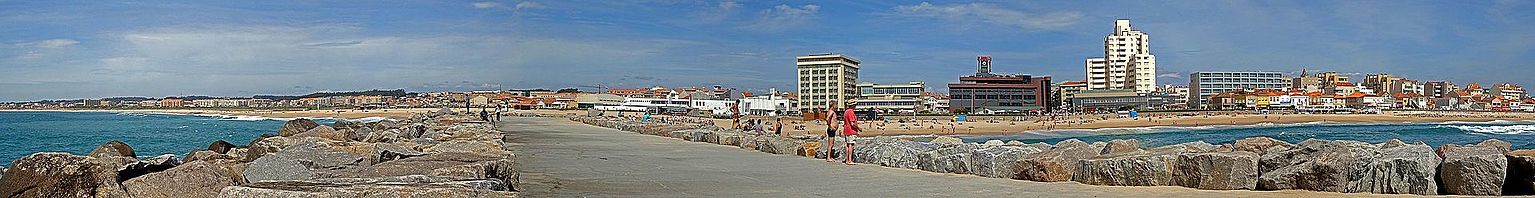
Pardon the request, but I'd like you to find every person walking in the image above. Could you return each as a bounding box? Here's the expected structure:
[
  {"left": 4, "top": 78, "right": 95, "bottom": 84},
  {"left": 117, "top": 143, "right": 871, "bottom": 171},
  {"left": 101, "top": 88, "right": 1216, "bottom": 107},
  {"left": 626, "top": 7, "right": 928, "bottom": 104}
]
[
  {"left": 842, "top": 102, "right": 861, "bottom": 165},
  {"left": 824, "top": 103, "right": 838, "bottom": 162}
]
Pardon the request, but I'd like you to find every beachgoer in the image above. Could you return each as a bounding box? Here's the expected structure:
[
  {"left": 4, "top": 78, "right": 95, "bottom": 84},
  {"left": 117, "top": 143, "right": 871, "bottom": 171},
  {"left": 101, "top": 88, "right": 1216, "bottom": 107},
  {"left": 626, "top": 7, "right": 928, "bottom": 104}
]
[
  {"left": 775, "top": 117, "right": 784, "bottom": 136},
  {"left": 842, "top": 102, "right": 861, "bottom": 165},
  {"left": 479, "top": 109, "right": 489, "bottom": 122},
  {"left": 824, "top": 103, "right": 838, "bottom": 162}
]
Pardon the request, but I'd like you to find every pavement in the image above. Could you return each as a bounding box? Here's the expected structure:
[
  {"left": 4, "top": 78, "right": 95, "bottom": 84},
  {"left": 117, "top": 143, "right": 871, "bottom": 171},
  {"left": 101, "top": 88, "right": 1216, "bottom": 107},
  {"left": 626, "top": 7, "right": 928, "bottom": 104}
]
[{"left": 499, "top": 117, "right": 1434, "bottom": 198}]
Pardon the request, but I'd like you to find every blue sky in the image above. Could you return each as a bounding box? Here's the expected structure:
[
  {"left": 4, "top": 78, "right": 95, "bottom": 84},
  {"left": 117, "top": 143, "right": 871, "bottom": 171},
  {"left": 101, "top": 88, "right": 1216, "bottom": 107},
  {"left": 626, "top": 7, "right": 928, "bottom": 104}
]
[{"left": 2, "top": 1, "right": 1533, "bottom": 101}]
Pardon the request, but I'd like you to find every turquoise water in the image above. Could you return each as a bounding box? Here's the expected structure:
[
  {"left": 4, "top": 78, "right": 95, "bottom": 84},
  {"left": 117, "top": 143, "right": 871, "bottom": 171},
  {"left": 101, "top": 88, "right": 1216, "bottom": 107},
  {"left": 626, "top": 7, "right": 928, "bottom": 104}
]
[
  {"left": 961, "top": 121, "right": 1535, "bottom": 149},
  {"left": 0, "top": 111, "right": 331, "bottom": 166}
]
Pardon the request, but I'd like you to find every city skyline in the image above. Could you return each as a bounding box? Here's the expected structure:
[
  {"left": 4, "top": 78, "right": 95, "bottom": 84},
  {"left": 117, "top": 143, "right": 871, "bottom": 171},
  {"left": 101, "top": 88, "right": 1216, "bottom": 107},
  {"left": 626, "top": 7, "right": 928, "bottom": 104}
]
[{"left": 3, "top": 1, "right": 1535, "bottom": 101}]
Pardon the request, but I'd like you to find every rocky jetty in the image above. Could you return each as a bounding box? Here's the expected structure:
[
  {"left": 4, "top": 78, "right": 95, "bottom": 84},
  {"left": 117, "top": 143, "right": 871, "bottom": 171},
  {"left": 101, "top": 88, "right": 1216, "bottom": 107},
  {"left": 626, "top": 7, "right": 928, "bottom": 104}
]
[
  {"left": 0, "top": 113, "right": 519, "bottom": 198},
  {"left": 571, "top": 114, "right": 1535, "bottom": 196}
]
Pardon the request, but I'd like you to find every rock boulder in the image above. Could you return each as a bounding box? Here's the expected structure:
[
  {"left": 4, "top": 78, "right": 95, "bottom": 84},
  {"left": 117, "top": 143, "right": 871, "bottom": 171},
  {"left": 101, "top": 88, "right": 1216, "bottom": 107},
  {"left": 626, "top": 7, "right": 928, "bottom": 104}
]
[
  {"left": 89, "top": 140, "right": 136, "bottom": 159},
  {"left": 1100, "top": 139, "right": 1142, "bottom": 155},
  {"left": 1012, "top": 139, "right": 1099, "bottom": 182},
  {"left": 1074, "top": 146, "right": 1184, "bottom": 186},
  {"left": 277, "top": 118, "right": 321, "bottom": 137},
  {"left": 1234, "top": 137, "right": 1292, "bottom": 155},
  {"left": 123, "top": 160, "right": 240, "bottom": 198},
  {"left": 118, "top": 154, "right": 182, "bottom": 182},
  {"left": 970, "top": 146, "right": 1043, "bottom": 178},
  {"left": 0, "top": 152, "right": 129, "bottom": 198},
  {"left": 209, "top": 140, "right": 237, "bottom": 154},
  {"left": 1173, "top": 151, "right": 1259, "bottom": 190},
  {"left": 1351, "top": 141, "right": 1438, "bottom": 195},
  {"left": 1257, "top": 139, "right": 1375, "bottom": 192},
  {"left": 917, "top": 143, "right": 979, "bottom": 174},
  {"left": 930, "top": 136, "right": 964, "bottom": 145},
  {"left": 1437, "top": 143, "right": 1508, "bottom": 195}
]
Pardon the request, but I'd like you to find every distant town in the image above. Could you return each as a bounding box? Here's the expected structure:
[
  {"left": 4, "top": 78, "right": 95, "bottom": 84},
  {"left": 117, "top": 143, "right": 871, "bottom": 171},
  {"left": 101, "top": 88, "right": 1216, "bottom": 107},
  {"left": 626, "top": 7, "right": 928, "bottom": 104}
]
[{"left": 4, "top": 19, "right": 1531, "bottom": 116}]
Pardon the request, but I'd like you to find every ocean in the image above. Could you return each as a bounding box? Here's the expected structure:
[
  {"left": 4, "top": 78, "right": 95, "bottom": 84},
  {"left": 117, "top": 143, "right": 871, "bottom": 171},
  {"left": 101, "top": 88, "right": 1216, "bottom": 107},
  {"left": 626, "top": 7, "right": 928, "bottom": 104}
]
[
  {"left": 960, "top": 121, "right": 1535, "bottom": 149},
  {"left": 0, "top": 111, "right": 341, "bottom": 166}
]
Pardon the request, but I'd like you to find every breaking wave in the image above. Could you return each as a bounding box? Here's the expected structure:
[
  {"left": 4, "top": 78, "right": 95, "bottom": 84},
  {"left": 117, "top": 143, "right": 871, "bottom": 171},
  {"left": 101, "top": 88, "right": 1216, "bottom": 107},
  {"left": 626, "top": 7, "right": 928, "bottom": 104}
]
[{"left": 1442, "top": 125, "right": 1535, "bottom": 135}]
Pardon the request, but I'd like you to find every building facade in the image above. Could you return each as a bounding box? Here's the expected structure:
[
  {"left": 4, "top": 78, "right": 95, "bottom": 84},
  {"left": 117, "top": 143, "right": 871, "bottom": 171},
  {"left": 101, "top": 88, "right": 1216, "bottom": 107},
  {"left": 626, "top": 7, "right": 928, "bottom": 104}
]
[
  {"left": 796, "top": 54, "right": 860, "bottom": 112},
  {"left": 855, "top": 81, "right": 925, "bottom": 113},
  {"left": 1492, "top": 83, "right": 1528, "bottom": 100},
  {"left": 1085, "top": 19, "right": 1157, "bottom": 94},
  {"left": 1425, "top": 81, "right": 1457, "bottom": 99},
  {"left": 1055, "top": 81, "right": 1088, "bottom": 109},
  {"left": 948, "top": 56, "right": 1052, "bottom": 114},
  {"left": 1188, "top": 71, "right": 1288, "bottom": 108},
  {"left": 1070, "top": 89, "right": 1180, "bottom": 112}
]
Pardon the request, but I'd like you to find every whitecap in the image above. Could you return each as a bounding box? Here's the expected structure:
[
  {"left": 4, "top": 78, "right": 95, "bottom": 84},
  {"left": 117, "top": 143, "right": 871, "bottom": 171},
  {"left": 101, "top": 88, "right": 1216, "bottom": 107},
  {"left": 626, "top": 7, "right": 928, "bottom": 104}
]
[{"left": 1441, "top": 125, "right": 1535, "bottom": 135}]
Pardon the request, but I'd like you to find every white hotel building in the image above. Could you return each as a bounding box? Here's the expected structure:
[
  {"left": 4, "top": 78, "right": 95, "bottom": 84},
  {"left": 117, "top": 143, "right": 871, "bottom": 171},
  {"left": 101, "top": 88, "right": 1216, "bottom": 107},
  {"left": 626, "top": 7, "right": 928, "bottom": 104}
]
[
  {"left": 1085, "top": 19, "right": 1157, "bottom": 94},
  {"left": 796, "top": 54, "right": 860, "bottom": 112},
  {"left": 1188, "top": 71, "right": 1289, "bottom": 108}
]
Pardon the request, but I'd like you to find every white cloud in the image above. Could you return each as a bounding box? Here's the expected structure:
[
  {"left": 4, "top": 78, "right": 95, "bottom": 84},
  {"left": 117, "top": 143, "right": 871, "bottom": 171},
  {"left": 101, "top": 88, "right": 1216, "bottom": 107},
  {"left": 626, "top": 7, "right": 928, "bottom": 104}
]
[
  {"left": 744, "top": 4, "right": 819, "bottom": 31},
  {"left": 514, "top": 1, "right": 544, "bottom": 10},
  {"left": 719, "top": 1, "right": 740, "bottom": 11},
  {"left": 891, "top": 2, "right": 1083, "bottom": 30},
  {"left": 686, "top": 1, "right": 743, "bottom": 24},
  {"left": 34, "top": 39, "right": 80, "bottom": 48},
  {"left": 472, "top": 2, "right": 503, "bottom": 9}
]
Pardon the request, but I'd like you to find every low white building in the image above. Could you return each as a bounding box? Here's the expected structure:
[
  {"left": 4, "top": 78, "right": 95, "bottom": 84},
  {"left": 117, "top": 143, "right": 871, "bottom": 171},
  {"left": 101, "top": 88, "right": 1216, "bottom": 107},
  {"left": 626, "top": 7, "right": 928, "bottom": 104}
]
[{"left": 738, "top": 96, "right": 795, "bottom": 116}]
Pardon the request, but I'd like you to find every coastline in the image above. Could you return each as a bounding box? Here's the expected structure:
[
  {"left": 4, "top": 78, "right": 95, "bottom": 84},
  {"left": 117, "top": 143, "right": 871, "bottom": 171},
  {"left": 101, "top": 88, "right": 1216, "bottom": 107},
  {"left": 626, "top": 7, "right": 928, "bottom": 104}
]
[{"left": 694, "top": 111, "right": 1535, "bottom": 138}]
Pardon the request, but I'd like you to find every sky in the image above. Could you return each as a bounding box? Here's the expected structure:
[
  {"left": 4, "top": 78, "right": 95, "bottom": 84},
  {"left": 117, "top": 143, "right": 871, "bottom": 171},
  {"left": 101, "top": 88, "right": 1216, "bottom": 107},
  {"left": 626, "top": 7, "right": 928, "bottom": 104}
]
[{"left": 2, "top": 1, "right": 1534, "bottom": 101}]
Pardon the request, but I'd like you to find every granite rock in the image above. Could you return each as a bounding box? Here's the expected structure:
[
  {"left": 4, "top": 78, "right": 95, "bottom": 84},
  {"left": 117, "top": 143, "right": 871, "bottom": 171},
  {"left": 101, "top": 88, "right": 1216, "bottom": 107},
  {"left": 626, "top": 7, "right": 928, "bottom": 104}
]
[
  {"left": 1012, "top": 139, "right": 1099, "bottom": 182},
  {"left": 123, "top": 160, "right": 240, "bottom": 198},
  {"left": 917, "top": 143, "right": 979, "bottom": 174},
  {"left": 89, "top": 140, "right": 136, "bottom": 159},
  {"left": 1074, "top": 147, "right": 1184, "bottom": 186},
  {"left": 1234, "top": 137, "right": 1293, "bottom": 155},
  {"left": 118, "top": 153, "right": 182, "bottom": 182},
  {"left": 0, "top": 152, "right": 130, "bottom": 198},
  {"left": 1257, "top": 139, "right": 1375, "bottom": 192},
  {"left": 930, "top": 136, "right": 964, "bottom": 145},
  {"left": 970, "top": 146, "right": 1044, "bottom": 178},
  {"left": 1437, "top": 143, "right": 1508, "bottom": 195},
  {"left": 1173, "top": 151, "right": 1259, "bottom": 190},
  {"left": 1101, "top": 139, "right": 1142, "bottom": 155},
  {"left": 277, "top": 118, "right": 322, "bottom": 137},
  {"left": 1350, "top": 140, "right": 1439, "bottom": 195}
]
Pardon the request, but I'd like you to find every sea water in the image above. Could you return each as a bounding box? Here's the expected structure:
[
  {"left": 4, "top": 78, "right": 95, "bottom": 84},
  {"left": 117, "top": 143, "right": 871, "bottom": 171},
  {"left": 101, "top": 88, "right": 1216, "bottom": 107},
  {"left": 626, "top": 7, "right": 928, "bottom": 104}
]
[
  {"left": 0, "top": 111, "right": 335, "bottom": 166},
  {"left": 960, "top": 121, "right": 1535, "bottom": 149}
]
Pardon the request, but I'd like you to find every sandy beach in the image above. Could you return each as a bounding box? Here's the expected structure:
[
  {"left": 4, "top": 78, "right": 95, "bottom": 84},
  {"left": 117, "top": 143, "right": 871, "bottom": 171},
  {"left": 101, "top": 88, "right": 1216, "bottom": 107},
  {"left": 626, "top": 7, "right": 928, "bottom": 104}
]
[{"left": 608, "top": 110, "right": 1535, "bottom": 138}]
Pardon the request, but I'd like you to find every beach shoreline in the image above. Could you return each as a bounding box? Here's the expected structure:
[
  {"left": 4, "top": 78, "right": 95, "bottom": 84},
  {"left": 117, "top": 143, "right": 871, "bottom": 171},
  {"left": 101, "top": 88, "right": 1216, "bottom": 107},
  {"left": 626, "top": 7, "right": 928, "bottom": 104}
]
[{"left": 633, "top": 110, "right": 1535, "bottom": 138}]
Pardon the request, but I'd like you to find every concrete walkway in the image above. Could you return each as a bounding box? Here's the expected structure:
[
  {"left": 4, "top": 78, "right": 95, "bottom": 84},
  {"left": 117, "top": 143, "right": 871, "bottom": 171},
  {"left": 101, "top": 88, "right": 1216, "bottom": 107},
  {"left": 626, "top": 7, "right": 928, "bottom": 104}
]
[{"left": 499, "top": 117, "right": 1421, "bottom": 198}]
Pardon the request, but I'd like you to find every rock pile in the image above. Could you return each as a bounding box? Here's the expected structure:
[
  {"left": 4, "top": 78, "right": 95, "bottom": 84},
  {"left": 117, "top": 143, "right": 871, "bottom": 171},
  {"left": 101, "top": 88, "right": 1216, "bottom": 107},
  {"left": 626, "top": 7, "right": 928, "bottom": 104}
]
[
  {"left": 0, "top": 114, "right": 519, "bottom": 198},
  {"left": 572, "top": 115, "right": 1535, "bottom": 196}
]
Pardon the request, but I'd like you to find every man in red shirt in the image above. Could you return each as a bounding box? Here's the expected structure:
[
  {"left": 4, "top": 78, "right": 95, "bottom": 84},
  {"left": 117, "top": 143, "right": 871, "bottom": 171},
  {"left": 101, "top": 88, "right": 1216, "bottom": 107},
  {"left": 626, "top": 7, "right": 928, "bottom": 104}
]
[{"left": 841, "top": 102, "right": 861, "bottom": 165}]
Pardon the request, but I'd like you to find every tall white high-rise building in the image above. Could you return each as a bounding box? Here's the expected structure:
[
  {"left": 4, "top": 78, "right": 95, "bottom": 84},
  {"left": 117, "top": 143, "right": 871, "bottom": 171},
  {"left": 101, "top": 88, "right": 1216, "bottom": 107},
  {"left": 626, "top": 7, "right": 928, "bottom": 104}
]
[
  {"left": 1085, "top": 19, "right": 1157, "bottom": 94},
  {"left": 796, "top": 53, "right": 860, "bottom": 112}
]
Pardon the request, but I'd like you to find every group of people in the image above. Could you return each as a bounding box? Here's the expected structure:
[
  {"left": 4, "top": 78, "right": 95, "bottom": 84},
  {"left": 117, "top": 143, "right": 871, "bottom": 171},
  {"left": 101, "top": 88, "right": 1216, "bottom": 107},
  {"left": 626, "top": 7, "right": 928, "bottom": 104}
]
[
  {"left": 478, "top": 106, "right": 503, "bottom": 124},
  {"left": 822, "top": 103, "right": 861, "bottom": 165},
  {"left": 733, "top": 118, "right": 784, "bottom": 136}
]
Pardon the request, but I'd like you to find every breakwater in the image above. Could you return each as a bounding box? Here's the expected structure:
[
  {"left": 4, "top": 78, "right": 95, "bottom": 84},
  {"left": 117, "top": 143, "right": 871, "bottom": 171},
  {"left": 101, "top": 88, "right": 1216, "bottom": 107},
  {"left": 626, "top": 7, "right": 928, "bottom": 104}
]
[
  {"left": 0, "top": 112, "right": 520, "bottom": 198},
  {"left": 573, "top": 115, "right": 1535, "bottom": 196}
]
